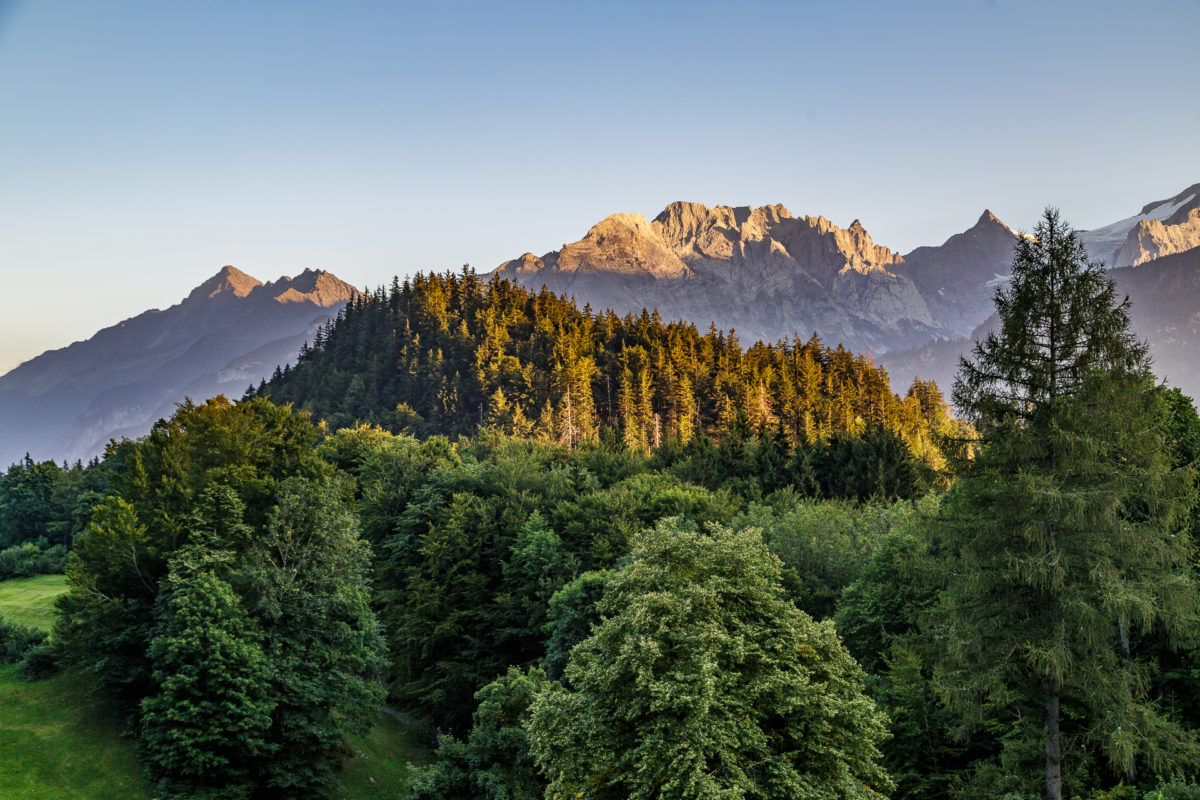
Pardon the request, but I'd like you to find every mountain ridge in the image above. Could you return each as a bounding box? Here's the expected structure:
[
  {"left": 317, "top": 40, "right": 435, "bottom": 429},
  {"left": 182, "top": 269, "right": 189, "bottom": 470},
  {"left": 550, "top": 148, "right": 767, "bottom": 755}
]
[
  {"left": 7, "top": 183, "right": 1200, "bottom": 465},
  {"left": 495, "top": 200, "right": 939, "bottom": 354},
  {"left": 0, "top": 267, "right": 357, "bottom": 466}
]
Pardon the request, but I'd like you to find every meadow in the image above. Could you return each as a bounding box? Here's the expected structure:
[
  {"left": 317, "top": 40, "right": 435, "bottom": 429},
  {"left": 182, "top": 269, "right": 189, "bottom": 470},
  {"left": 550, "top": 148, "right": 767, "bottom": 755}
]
[{"left": 0, "top": 574, "right": 66, "bottom": 629}]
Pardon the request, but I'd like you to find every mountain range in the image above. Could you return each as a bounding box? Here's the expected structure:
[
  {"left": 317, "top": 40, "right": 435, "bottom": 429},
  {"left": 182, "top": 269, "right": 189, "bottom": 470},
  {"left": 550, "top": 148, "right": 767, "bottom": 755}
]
[
  {"left": 0, "top": 267, "right": 356, "bottom": 467},
  {"left": 881, "top": 184, "right": 1200, "bottom": 401},
  {"left": 496, "top": 184, "right": 1200, "bottom": 396},
  {"left": 3, "top": 182, "right": 1197, "bottom": 466}
]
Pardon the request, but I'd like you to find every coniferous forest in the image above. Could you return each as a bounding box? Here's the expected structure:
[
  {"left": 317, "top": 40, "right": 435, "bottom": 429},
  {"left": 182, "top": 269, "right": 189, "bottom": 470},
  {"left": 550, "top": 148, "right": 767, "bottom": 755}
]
[{"left": 3, "top": 211, "right": 1200, "bottom": 800}]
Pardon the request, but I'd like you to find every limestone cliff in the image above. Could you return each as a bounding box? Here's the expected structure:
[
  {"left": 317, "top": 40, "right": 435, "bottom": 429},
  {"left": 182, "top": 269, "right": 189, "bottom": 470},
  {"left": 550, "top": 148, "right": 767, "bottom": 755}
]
[{"left": 1115, "top": 206, "right": 1200, "bottom": 267}]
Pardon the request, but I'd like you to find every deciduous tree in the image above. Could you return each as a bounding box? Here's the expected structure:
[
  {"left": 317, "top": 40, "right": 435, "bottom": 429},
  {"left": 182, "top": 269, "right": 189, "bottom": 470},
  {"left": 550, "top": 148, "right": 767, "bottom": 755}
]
[{"left": 527, "top": 518, "right": 892, "bottom": 800}]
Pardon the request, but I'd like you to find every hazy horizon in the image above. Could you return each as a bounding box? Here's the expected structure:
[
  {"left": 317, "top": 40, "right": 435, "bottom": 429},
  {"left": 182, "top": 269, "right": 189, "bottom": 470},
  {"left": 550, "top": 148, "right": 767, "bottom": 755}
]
[{"left": 2, "top": 0, "right": 1198, "bottom": 374}]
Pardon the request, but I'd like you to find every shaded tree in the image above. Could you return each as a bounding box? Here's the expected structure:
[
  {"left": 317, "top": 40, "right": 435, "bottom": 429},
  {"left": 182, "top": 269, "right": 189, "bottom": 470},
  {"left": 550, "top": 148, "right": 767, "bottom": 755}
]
[{"left": 140, "top": 532, "right": 273, "bottom": 800}]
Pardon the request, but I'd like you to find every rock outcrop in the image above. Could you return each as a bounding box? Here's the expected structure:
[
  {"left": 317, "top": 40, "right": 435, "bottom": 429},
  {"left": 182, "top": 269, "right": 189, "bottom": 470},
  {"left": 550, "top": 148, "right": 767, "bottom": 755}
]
[
  {"left": 1077, "top": 183, "right": 1200, "bottom": 266},
  {"left": 1115, "top": 206, "right": 1200, "bottom": 267},
  {"left": 895, "top": 209, "right": 1021, "bottom": 336}
]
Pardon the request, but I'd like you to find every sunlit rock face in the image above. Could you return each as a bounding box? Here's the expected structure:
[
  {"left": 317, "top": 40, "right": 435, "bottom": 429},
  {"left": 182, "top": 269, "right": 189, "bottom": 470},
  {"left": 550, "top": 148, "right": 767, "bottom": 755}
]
[
  {"left": 1078, "top": 183, "right": 1200, "bottom": 267},
  {"left": 496, "top": 201, "right": 943, "bottom": 353},
  {"left": 1116, "top": 206, "right": 1200, "bottom": 267}
]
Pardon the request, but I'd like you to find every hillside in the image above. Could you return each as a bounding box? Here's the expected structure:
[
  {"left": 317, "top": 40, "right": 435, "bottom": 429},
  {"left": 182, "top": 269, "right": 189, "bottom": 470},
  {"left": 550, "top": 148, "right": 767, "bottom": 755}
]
[{"left": 258, "top": 270, "right": 958, "bottom": 459}]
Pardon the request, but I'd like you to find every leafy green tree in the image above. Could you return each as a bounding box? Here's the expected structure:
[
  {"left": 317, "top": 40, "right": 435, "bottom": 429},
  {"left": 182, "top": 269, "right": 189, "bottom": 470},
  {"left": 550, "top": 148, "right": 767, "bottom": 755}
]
[
  {"left": 140, "top": 536, "right": 274, "bottom": 800},
  {"left": 55, "top": 495, "right": 161, "bottom": 706},
  {"left": 405, "top": 666, "right": 549, "bottom": 800},
  {"left": 499, "top": 511, "right": 575, "bottom": 649},
  {"left": 936, "top": 208, "right": 1199, "bottom": 800},
  {"left": 542, "top": 570, "right": 610, "bottom": 682},
  {"left": 833, "top": 515, "right": 983, "bottom": 800},
  {"left": 55, "top": 397, "right": 329, "bottom": 711},
  {"left": 527, "top": 517, "right": 892, "bottom": 800},
  {"left": 738, "top": 494, "right": 926, "bottom": 621},
  {"left": 0, "top": 615, "right": 47, "bottom": 664},
  {"left": 242, "top": 475, "right": 387, "bottom": 799}
]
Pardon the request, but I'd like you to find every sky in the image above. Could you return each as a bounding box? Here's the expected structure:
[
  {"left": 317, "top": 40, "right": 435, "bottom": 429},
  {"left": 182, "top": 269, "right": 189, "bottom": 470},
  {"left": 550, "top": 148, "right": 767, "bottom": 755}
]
[{"left": 1, "top": 0, "right": 1198, "bottom": 374}]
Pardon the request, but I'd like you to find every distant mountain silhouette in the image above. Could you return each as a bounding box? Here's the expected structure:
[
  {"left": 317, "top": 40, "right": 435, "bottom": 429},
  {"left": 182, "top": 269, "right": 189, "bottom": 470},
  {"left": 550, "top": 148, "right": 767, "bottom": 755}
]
[
  {"left": 880, "top": 245, "right": 1200, "bottom": 403},
  {"left": 0, "top": 267, "right": 357, "bottom": 466}
]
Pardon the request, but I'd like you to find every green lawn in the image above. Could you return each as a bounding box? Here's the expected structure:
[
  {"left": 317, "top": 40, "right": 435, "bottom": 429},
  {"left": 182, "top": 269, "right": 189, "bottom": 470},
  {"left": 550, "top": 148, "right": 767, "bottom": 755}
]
[
  {"left": 0, "top": 574, "right": 67, "bottom": 630},
  {"left": 0, "top": 664, "right": 153, "bottom": 800}
]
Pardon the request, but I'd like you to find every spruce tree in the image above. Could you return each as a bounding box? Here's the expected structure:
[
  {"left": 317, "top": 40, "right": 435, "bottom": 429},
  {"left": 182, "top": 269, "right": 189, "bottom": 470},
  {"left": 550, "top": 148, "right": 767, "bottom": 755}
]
[{"left": 935, "top": 208, "right": 1198, "bottom": 799}]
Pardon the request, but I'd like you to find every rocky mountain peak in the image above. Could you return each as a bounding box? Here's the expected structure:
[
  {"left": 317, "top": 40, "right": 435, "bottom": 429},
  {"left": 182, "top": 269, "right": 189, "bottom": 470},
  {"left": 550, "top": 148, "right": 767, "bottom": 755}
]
[
  {"left": 189, "top": 265, "right": 263, "bottom": 302},
  {"left": 974, "top": 209, "right": 1009, "bottom": 230},
  {"left": 266, "top": 268, "right": 359, "bottom": 307},
  {"left": 585, "top": 212, "right": 657, "bottom": 242},
  {"left": 0, "top": 265, "right": 357, "bottom": 465},
  {"left": 547, "top": 212, "right": 690, "bottom": 279},
  {"left": 1115, "top": 206, "right": 1200, "bottom": 267},
  {"left": 492, "top": 201, "right": 935, "bottom": 353}
]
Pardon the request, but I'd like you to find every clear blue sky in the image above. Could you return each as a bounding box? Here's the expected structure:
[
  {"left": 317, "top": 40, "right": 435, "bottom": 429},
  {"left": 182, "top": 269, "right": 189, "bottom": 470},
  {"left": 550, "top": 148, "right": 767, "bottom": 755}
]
[{"left": 1, "top": 0, "right": 1197, "bottom": 373}]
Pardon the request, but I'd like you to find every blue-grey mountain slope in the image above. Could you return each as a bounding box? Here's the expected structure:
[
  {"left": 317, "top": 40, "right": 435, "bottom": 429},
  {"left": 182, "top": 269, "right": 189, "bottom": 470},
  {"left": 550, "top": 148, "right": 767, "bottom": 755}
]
[{"left": 0, "top": 267, "right": 356, "bottom": 466}]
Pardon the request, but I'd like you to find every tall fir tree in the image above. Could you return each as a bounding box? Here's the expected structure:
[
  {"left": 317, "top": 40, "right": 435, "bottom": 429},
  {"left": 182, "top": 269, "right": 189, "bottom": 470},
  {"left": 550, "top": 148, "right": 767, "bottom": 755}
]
[{"left": 935, "top": 208, "right": 1198, "bottom": 800}]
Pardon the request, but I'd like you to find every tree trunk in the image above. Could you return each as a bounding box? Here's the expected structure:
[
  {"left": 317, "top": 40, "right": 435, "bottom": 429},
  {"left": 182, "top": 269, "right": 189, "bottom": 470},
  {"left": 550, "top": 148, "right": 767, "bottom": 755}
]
[
  {"left": 1045, "top": 679, "right": 1062, "bottom": 800},
  {"left": 1119, "top": 617, "right": 1137, "bottom": 784}
]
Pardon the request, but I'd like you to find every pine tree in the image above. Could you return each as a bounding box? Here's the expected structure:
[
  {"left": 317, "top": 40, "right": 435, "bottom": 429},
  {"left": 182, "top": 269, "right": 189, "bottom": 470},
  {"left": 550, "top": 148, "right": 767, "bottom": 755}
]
[{"left": 935, "top": 208, "right": 1198, "bottom": 800}]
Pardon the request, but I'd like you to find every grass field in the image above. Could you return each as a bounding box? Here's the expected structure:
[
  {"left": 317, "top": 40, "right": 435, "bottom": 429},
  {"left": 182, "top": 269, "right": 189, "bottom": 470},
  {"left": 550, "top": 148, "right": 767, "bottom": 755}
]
[
  {"left": 0, "top": 662, "right": 432, "bottom": 800},
  {"left": 0, "top": 664, "right": 154, "bottom": 800},
  {"left": 0, "top": 574, "right": 68, "bottom": 630}
]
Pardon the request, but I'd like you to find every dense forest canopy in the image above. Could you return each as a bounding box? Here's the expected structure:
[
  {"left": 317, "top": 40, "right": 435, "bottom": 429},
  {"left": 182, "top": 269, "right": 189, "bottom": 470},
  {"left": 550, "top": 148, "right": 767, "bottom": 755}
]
[{"left": 256, "top": 269, "right": 962, "bottom": 472}]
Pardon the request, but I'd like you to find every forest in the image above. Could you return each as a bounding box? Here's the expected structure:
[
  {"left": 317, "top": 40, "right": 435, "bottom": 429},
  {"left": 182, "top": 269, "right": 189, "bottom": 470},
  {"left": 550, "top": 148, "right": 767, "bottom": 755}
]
[{"left": 2, "top": 209, "right": 1199, "bottom": 800}]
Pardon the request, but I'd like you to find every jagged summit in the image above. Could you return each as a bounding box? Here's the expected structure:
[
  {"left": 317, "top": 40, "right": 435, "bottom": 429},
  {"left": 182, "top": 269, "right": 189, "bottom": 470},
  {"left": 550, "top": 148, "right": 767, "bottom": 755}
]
[
  {"left": 189, "top": 265, "right": 263, "bottom": 301},
  {"left": 0, "top": 266, "right": 358, "bottom": 466},
  {"left": 265, "top": 268, "right": 359, "bottom": 306},
  {"left": 974, "top": 209, "right": 1009, "bottom": 229},
  {"left": 1116, "top": 206, "right": 1200, "bottom": 267},
  {"left": 1077, "top": 181, "right": 1200, "bottom": 266},
  {"left": 494, "top": 200, "right": 932, "bottom": 354}
]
